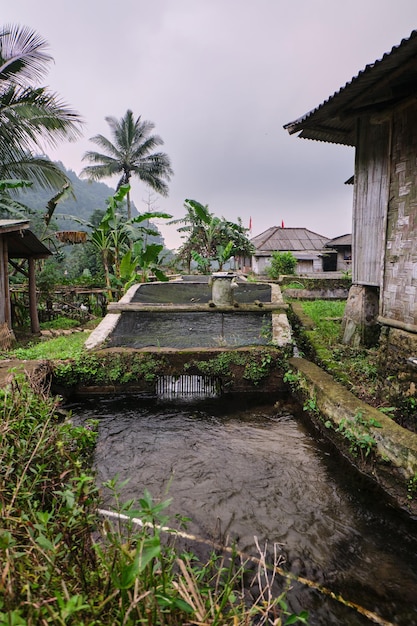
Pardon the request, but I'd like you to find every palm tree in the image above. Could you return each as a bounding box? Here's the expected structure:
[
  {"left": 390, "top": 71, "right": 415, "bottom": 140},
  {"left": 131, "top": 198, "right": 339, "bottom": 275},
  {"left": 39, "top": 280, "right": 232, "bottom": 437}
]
[
  {"left": 81, "top": 110, "right": 173, "bottom": 219},
  {"left": 0, "top": 24, "right": 83, "bottom": 188}
]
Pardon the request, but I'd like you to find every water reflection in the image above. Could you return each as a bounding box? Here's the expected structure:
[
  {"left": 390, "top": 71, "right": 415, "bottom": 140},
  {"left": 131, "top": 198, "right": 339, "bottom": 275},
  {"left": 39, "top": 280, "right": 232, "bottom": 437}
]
[{"left": 73, "top": 394, "right": 417, "bottom": 625}]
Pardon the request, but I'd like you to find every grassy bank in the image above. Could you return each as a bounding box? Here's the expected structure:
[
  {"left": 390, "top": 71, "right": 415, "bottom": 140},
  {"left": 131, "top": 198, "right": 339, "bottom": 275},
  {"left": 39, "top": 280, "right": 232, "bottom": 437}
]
[{"left": 290, "top": 300, "right": 417, "bottom": 434}]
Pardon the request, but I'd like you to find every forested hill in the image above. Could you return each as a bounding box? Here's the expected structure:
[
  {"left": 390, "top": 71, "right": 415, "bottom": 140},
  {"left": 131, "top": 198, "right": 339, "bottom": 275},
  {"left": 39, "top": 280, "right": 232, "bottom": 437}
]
[
  {"left": 14, "top": 161, "right": 165, "bottom": 245},
  {"left": 15, "top": 162, "right": 115, "bottom": 225}
]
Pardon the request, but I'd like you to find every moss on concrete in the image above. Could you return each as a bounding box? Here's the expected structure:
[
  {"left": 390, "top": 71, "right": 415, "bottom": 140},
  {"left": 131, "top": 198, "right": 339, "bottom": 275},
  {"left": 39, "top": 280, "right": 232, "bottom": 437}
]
[{"left": 288, "top": 356, "right": 417, "bottom": 514}]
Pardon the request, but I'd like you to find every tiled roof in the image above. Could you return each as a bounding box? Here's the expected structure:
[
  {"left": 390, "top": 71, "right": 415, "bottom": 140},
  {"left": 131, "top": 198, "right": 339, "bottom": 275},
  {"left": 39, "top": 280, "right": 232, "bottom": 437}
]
[
  {"left": 284, "top": 30, "right": 417, "bottom": 146},
  {"left": 251, "top": 227, "right": 329, "bottom": 252},
  {"left": 325, "top": 233, "right": 352, "bottom": 247}
]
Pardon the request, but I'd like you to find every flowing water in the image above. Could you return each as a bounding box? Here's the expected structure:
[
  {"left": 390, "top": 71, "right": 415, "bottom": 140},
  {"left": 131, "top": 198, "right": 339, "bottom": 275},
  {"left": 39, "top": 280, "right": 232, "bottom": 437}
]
[{"left": 72, "top": 393, "right": 417, "bottom": 625}]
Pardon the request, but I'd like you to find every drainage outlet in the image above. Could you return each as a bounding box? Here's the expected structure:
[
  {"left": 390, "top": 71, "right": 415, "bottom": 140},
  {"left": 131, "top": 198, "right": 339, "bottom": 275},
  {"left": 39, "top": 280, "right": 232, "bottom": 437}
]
[{"left": 156, "top": 375, "right": 221, "bottom": 399}]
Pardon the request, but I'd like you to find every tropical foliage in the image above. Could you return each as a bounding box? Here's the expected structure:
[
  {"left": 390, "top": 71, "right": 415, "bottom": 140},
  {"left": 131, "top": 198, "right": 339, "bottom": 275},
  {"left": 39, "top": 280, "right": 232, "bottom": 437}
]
[
  {"left": 0, "top": 24, "right": 82, "bottom": 191},
  {"left": 173, "top": 199, "right": 254, "bottom": 273},
  {"left": 90, "top": 185, "right": 171, "bottom": 296},
  {"left": 81, "top": 109, "right": 173, "bottom": 219}
]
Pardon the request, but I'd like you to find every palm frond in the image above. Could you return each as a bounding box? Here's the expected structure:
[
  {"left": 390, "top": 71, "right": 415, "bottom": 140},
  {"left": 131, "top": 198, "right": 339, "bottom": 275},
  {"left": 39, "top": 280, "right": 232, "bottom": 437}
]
[
  {"left": 0, "top": 24, "right": 52, "bottom": 85},
  {"left": 0, "top": 156, "right": 70, "bottom": 190}
]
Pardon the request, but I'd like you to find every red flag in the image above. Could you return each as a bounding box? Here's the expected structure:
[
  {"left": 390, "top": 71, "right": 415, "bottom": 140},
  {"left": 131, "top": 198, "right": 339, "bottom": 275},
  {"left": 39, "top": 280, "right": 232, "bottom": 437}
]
[
  {"left": 281, "top": 220, "right": 285, "bottom": 228},
  {"left": 249, "top": 217, "right": 252, "bottom": 232}
]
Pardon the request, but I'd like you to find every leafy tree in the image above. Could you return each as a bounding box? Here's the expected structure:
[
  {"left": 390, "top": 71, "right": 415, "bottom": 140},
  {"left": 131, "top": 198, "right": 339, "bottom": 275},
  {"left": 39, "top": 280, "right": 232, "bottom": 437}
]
[
  {"left": 81, "top": 110, "right": 173, "bottom": 220},
  {"left": 0, "top": 24, "right": 82, "bottom": 189},
  {"left": 173, "top": 199, "right": 254, "bottom": 273},
  {"left": 266, "top": 251, "right": 297, "bottom": 278}
]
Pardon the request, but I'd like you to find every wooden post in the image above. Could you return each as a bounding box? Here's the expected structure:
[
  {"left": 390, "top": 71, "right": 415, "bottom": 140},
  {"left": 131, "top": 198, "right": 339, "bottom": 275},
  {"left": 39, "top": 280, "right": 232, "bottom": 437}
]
[
  {"left": 0, "top": 237, "right": 5, "bottom": 325},
  {"left": 2, "top": 236, "right": 12, "bottom": 328},
  {"left": 28, "top": 257, "right": 40, "bottom": 334}
]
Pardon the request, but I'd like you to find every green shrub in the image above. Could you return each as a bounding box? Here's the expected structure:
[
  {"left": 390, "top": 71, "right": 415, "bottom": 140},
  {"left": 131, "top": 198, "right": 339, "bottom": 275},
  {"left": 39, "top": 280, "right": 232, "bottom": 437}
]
[{"left": 266, "top": 251, "right": 297, "bottom": 278}]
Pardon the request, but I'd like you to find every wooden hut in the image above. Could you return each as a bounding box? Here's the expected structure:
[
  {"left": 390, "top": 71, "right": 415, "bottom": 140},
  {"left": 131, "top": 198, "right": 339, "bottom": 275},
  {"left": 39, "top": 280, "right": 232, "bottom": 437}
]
[
  {"left": 0, "top": 219, "right": 51, "bottom": 347},
  {"left": 284, "top": 30, "right": 417, "bottom": 355}
]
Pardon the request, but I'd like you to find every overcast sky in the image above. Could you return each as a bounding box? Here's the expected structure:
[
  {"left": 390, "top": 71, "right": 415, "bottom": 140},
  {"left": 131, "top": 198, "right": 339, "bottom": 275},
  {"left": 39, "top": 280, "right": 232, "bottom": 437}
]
[{"left": 3, "top": 1, "right": 417, "bottom": 248}]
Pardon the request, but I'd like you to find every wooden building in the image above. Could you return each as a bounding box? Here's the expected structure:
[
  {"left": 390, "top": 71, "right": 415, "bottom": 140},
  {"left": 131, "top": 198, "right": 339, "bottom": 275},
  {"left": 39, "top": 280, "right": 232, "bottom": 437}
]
[
  {"left": 247, "top": 226, "right": 330, "bottom": 275},
  {"left": 284, "top": 30, "right": 417, "bottom": 350},
  {"left": 0, "top": 220, "right": 51, "bottom": 347}
]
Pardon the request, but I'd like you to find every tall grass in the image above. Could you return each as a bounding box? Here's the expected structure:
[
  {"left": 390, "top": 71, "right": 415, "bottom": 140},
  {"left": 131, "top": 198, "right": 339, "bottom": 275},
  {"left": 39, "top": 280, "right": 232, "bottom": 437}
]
[{"left": 301, "top": 300, "right": 345, "bottom": 346}]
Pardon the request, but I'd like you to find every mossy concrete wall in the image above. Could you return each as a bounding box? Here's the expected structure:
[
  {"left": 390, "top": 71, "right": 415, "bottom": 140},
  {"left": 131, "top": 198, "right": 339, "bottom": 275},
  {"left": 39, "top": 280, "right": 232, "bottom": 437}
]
[
  {"left": 52, "top": 347, "right": 290, "bottom": 398},
  {"left": 289, "top": 356, "right": 417, "bottom": 511}
]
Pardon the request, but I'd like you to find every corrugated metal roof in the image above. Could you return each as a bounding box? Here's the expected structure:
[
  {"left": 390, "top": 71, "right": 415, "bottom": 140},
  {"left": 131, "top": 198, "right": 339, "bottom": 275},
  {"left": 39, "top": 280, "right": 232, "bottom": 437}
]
[
  {"left": 284, "top": 30, "right": 417, "bottom": 146},
  {"left": 0, "top": 220, "right": 52, "bottom": 259},
  {"left": 0, "top": 219, "right": 30, "bottom": 233},
  {"left": 251, "top": 226, "right": 329, "bottom": 252},
  {"left": 7, "top": 230, "right": 52, "bottom": 259}
]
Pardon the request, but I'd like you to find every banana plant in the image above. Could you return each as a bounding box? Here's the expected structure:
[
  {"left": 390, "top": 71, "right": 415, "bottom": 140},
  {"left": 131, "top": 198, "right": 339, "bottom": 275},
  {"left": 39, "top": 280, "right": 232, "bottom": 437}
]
[
  {"left": 120, "top": 240, "right": 168, "bottom": 290},
  {"left": 90, "top": 185, "right": 171, "bottom": 296}
]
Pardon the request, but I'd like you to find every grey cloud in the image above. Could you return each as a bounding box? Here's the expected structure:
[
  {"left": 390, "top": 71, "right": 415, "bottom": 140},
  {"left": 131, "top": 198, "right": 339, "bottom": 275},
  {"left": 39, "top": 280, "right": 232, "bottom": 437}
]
[{"left": 2, "top": 0, "right": 416, "bottom": 247}]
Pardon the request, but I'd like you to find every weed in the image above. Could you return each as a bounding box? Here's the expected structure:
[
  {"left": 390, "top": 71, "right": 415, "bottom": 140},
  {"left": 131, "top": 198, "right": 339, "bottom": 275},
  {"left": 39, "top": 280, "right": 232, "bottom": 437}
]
[
  {"left": 260, "top": 317, "right": 273, "bottom": 341},
  {"left": 336, "top": 410, "right": 380, "bottom": 459},
  {"left": 53, "top": 353, "right": 167, "bottom": 387},
  {"left": 283, "top": 369, "right": 301, "bottom": 389},
  {"left": 301, "top": 300, "right": 346, "bottom": 326},
  {"left": 407, "top": 474, "right": 417, "bottom": 500},
  {"left": 282, "top": 281, "right": 305, "bottom": 290},
  {"left": 5, "top": 332, "right": 88, "bottom": 361},
  {"left": 303, "top": 397, "right": 319, "bottom": 415},
  {"left": 243, "top": 350, "right": 275, "bottom": 385},
  {"left": 187, "top": 351, "right": 246, "bottom": 379}
]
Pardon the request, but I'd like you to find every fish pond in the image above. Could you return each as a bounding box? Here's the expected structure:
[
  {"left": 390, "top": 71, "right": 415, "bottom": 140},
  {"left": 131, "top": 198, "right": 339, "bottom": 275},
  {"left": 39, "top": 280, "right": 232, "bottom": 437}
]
[{"left": 72, "top": 392, "right": 417, "bottom": 625}]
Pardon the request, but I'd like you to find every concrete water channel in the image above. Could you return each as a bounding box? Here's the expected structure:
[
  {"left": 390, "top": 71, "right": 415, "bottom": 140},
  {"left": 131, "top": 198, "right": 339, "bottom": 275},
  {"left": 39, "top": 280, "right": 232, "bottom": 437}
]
[{"left": 69, "top": 276, "right": 417, "bottom": 624}]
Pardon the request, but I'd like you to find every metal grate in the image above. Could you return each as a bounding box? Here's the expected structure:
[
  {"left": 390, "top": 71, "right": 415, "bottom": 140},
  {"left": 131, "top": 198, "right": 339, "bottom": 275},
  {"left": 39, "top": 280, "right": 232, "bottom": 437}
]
[{"left": 156, "top": 375, "right": 221, "bottom": 398}]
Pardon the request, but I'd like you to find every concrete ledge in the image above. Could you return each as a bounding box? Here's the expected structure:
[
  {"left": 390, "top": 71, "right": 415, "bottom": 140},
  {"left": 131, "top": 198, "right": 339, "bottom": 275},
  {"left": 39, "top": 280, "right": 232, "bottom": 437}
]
[
  {"left": 85, "top": 313, "right": 121, "bottom": 351},
  {"left": 107, "top": 303, "right": 288, "bottom": 313},
  {"left": 289, "top": 302, "right": 316, "bottom": 330},
  {"left": 289, "top": 356, "right": 417, "bottom": 479},
  {"left": 284, "top": 288, "right": 348, "bottom": 300}
]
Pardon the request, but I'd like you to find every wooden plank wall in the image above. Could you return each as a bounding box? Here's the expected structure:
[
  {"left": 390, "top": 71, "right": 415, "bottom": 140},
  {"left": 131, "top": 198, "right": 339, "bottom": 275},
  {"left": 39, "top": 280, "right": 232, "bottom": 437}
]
[
  {"left": 382, "top": 103, "right": 417, "bottom": 326},
  {"left": 353, "top": 116, "right": 390, "bottom": 286}
]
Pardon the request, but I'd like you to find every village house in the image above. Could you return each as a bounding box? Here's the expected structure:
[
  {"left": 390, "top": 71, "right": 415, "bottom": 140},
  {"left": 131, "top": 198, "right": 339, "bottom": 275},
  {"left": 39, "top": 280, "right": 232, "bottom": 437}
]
[
  {"left": 284, "top": 30, "right": 417, "bottom": 365},
  {"left": 240, "top": 226, "right": 350, "bottom": 276},
  {"left": 0, "top": 219, "right": 51, "bottom": 348},
  {"left": 248, "top": 226, "right": 329, "bottom": 275}
]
